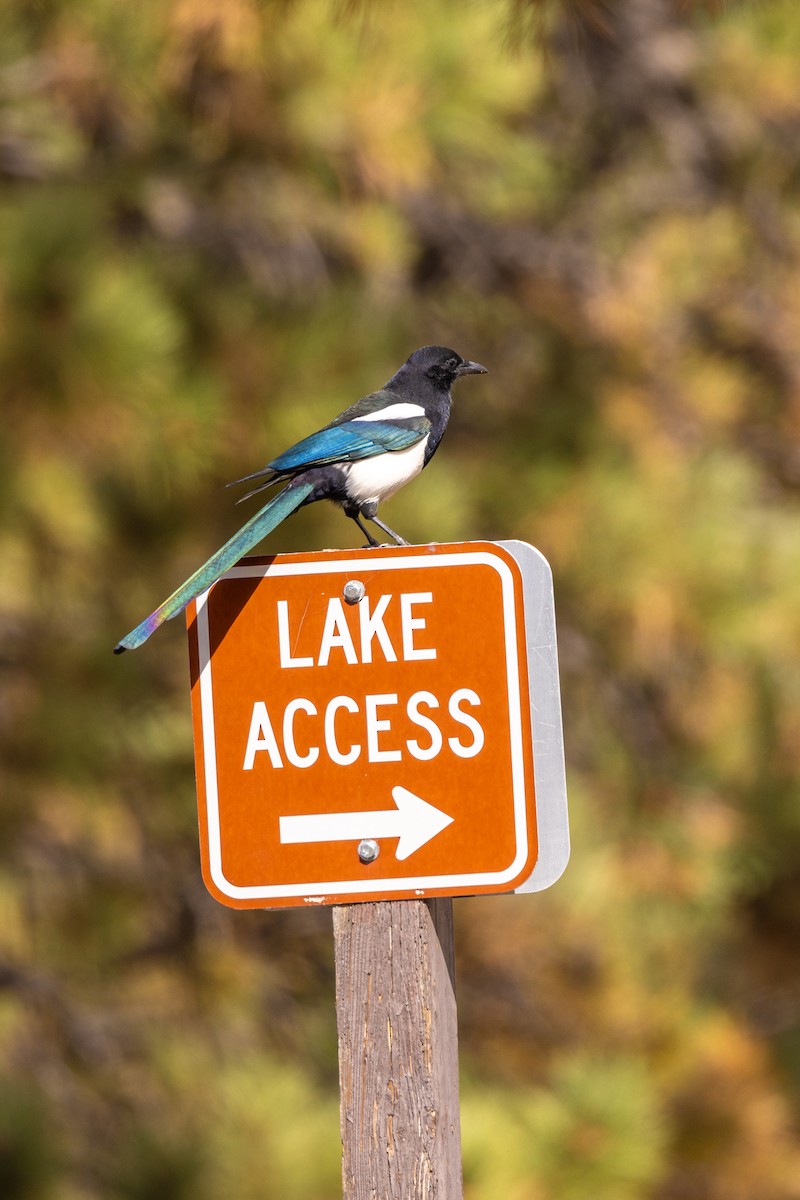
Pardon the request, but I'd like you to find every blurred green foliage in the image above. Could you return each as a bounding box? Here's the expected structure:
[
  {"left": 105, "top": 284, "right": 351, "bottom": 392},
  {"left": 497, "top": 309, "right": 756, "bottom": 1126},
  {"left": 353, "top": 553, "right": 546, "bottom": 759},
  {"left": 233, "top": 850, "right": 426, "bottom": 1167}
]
[{"left": 1, "top": 0, "right": 800, "bottom": 1196}]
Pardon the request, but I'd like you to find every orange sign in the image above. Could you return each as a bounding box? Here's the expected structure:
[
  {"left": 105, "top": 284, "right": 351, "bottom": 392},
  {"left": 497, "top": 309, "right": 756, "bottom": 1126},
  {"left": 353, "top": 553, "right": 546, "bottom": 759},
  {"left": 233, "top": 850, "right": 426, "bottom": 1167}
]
[{"left": 187, "top": 541, "right": 568, "bottom": 908}]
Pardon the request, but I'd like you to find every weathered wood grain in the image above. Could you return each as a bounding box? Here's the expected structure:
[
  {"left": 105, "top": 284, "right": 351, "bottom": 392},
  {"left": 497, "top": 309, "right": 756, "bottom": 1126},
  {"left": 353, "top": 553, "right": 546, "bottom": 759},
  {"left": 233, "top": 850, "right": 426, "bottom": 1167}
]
[{"left": 333, "top": 899, "right": 462, "bottom": 1200}]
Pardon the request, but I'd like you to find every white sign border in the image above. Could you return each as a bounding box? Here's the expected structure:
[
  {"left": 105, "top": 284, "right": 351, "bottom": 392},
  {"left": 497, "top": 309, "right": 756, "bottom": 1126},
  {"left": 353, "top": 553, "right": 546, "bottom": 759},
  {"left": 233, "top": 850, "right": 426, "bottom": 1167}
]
[{"left": 194, "top": 545, "right": 542, "bottom": 903}]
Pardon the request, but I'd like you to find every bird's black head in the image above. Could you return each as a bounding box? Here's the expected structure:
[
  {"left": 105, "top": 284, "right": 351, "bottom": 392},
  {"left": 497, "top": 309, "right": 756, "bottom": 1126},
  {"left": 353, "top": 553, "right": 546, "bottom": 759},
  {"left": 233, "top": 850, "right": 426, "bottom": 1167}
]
[{"left": 405, "top": 345, "right": 489, "bottom": 390}]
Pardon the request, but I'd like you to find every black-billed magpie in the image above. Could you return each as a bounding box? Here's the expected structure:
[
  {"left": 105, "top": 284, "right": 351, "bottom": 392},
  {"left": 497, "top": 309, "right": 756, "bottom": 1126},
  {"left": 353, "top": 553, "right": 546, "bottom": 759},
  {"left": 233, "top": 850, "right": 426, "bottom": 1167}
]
[{"left": 115, "top": 345, "right": 487, "bottom": 652}]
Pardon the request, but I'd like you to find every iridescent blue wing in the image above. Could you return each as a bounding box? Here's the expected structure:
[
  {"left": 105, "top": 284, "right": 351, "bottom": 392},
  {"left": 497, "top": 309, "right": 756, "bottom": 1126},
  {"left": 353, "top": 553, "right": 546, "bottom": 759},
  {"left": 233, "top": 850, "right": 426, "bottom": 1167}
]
[{"left": 267, "top": 417, "right": 430, "bottom": 475}]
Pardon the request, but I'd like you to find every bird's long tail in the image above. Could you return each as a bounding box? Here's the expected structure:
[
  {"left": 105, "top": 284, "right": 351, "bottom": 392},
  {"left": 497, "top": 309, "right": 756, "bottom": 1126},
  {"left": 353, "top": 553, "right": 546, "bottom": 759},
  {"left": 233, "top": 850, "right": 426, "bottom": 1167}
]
[{"left": 114, "top": 479, "right": 314, "bottom": 653}]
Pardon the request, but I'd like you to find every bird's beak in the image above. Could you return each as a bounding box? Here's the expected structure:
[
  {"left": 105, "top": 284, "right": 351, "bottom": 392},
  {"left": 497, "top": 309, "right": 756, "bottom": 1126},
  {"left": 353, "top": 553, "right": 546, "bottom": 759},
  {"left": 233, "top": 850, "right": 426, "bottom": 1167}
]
[{"left": 457, "top": 360, "right": 489, "bottom": 375}]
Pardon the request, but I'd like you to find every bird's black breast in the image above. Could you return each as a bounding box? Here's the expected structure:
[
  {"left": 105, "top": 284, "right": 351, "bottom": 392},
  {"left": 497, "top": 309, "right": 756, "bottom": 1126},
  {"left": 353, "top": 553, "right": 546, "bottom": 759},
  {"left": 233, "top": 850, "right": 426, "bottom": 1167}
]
[{"left": 419, "top": 394, "right": 452, "bottom": 466}]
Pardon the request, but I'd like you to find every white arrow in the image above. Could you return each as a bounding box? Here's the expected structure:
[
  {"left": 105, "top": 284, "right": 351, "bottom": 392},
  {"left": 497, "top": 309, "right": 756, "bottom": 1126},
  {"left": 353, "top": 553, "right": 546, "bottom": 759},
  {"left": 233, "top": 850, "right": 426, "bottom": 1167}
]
[{"left": 279, "top": 787, "right": 454, "bottom": 862}]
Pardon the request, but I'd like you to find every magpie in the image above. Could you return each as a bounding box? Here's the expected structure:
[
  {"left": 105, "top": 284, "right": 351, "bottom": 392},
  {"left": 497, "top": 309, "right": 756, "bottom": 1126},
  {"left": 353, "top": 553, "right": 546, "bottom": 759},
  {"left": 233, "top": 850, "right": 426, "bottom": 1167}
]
[{"left": 114, "top": 345, "right": 487, "bottom": 652}]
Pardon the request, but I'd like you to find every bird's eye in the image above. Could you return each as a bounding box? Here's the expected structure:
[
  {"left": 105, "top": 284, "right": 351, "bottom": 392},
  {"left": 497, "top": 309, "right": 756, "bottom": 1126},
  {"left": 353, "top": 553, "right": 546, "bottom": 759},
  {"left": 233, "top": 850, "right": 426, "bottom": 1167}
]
[{"left": 426, "top": 356, "right": 460, "bottom": 383}]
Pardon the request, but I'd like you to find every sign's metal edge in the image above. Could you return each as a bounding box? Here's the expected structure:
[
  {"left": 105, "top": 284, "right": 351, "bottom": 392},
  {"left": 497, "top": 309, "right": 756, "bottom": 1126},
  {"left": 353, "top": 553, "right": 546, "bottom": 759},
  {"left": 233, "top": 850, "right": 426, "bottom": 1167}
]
[{"left": 497, "top": 540, "right": 570, "bottom": 892}]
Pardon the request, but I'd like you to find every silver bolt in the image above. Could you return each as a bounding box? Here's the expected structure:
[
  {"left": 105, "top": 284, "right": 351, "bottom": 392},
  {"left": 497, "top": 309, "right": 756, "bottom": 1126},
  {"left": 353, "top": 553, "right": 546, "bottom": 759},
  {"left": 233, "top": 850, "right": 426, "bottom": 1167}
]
[
  {"left": 357, "top": 838, "right": 380, "bottom": 864},
  {"left": 343, "top": 579, "right": 366, "bottom": 605}
]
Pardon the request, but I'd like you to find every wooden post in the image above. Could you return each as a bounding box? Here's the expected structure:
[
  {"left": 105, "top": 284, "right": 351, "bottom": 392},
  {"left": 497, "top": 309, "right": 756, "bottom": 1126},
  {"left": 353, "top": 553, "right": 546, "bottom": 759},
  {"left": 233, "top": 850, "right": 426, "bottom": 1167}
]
[{"left": 333, "top": 898, "right": 463, "bottom": 1200}]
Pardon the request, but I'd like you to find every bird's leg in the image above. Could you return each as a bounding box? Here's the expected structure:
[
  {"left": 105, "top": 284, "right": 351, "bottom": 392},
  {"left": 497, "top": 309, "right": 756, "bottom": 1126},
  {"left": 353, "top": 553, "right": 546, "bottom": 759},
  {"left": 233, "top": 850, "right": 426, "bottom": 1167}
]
[
  {"left": 349, "top": 512, "right": 381, "bottom": 547},
  {"left": 369, "top": 515, "right": 409, "bottom": 546}
]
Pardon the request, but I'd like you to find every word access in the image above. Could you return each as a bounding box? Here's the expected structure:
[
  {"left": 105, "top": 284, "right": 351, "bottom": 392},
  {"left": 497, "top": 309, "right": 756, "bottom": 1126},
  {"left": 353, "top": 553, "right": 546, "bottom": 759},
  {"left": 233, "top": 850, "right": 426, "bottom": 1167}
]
[{"left": 187, "top": 541, "right": 569, "bottom": 908}]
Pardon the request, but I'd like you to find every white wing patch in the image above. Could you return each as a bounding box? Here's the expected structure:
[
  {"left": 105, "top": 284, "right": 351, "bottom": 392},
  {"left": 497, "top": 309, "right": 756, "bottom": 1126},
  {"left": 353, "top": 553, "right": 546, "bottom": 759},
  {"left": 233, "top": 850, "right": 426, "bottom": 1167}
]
[
  {"left": 342, "top": 437, "right": 429, "bottom": 506},
  {"left": 352, "top": 403, "right": 426, "bottom": 422}
]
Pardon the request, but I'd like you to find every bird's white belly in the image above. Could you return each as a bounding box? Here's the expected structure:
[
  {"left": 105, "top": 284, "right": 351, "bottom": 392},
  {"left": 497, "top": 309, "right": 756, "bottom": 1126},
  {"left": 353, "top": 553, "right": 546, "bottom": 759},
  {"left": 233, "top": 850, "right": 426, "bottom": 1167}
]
[{"left": 342, "top": 438, "right": 429, "bottom": 507}]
